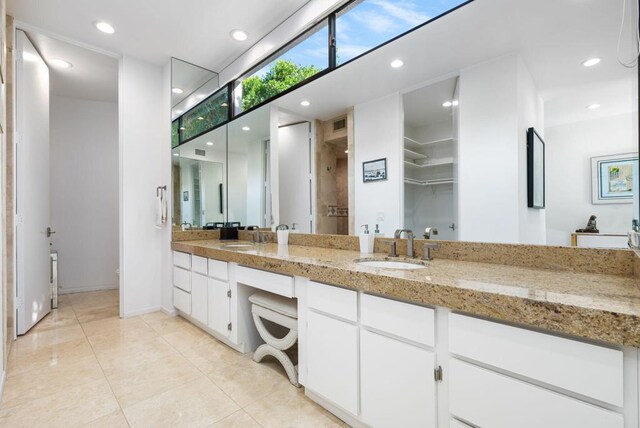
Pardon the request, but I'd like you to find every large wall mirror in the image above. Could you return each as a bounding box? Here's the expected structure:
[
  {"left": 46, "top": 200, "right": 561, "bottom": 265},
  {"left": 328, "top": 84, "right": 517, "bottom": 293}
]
[{"left": 172, "top": 0, "right": 640, "bottom": 249}]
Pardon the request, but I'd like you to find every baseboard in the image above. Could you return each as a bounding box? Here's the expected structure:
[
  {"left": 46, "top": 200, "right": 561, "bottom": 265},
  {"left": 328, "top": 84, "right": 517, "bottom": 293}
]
[
  {"left": 122, "top": 306, "right": 162, "bottom": 318},
  {"left": 161, "top": 306, "right": 177, "bottom": 316},
  {"left": 59, "top": 284, "right": 118, "bottom": 294}
]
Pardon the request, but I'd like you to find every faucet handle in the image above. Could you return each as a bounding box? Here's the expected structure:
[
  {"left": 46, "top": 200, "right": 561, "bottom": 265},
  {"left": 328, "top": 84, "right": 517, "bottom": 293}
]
[
  {"left": 422, "top": 242, "right": 440, "bottom": 261},
  {"left": 387, "top": 241, "right": 398, "bottom": 257}
]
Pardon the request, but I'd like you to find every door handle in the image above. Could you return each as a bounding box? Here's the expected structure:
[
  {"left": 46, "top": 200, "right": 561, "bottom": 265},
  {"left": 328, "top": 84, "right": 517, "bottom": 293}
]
[{"left": 46, "top": 227, "right": 56, "bottom": 237}]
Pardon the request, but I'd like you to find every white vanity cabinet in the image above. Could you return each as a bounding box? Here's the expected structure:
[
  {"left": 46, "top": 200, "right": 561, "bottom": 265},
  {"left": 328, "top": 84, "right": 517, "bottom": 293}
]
[
  {"left": 306, "top": 281, "right": 359, "bottom": 416},
  {"left": 190, "top": 271, "right": 208, "bottom": 325},
  {"left": 208, "top": 278, "right": 230, "bottom": 337}
]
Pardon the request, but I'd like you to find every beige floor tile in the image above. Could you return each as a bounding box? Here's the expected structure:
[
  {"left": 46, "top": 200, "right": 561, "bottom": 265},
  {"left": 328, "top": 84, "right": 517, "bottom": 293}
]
[
  {"left": 80, "top": 409, "right": 129, "bottom": 428},
  {"left": 96, "top": 336, "right": 181, "bottom": 375},
  {"left": 123, "top": 378, "right": 239, "bottom": 428},
  {"left": 1, "top": 354, "right": 105, "bottom": 409},
  {"left": 0, "top": 378, "right": 120, "bottom": 428},
  {"left": 67, "top": 290, "right": 118, "bottom": 308},
  {"left": 81, "top": 316, "right": 149, "bottom": 338},
  {"left": 74, "top": 305, "right": 119, "bottom": 324},
  {"left": 11, "top": 324, "right": 86, "bottom": 357},
  {"left": 182, "top": 339, "right": 243, "bottom": 373},
  {"left": 31, "top": 306, "right": 79, "bottom": 332},
  {"left": 208, "top": 410, "right": 261, "bottom": 428},
  {"left": 7, "top": 338, "right": 94, "bottom": 378},
  {"left": 85, "top": 318, "right": 159, "bottom": 354},
  {"left": 205, "top": 354, "right": 291, "bottom": 407},
  {"left": 106, "top": 353, "right": 201, "bottom": 408},
  {"left": 142, "top": 312, "right": 192, "bottom": 335},
  {"left": 245, "top": 383, "right": 342, "bottom": 428},
  {"left": 161, "top": 323, "right": 218, "bottom": 351}
]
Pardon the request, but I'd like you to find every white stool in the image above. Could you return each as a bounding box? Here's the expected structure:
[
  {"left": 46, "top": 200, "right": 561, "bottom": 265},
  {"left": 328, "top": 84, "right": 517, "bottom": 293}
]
[{"left": 249, "top": 291, "right": 300, "bottom": 387}]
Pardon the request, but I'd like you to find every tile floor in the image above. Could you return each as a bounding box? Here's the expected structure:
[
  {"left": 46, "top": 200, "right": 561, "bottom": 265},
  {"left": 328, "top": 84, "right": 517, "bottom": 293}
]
[{"left": 0, "top": 290, "right": 346, "bottom": 427}]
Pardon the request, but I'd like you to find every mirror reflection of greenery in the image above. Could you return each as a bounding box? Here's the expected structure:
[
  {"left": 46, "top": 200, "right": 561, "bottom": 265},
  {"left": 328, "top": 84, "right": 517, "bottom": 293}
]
[
  {"left": 181, "top": 91, "right": 229, "bottom": 141},
  {"left": 171, "top": 120, "right": 179, "bottom": 148},
  {"left": 242, "top": 59, "right": 320, "bottom": 111}
]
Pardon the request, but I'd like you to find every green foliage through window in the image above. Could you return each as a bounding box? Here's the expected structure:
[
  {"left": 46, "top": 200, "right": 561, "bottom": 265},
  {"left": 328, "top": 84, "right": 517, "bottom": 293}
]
[
  {"left": 181, "top": 89, "right": 229, "bottom": 142},
  {"left": 241, "top": 59, "right": 320, "bottom": 111},
  {"left": 171, "top": 120, "right": 180, "bottom": 148}
]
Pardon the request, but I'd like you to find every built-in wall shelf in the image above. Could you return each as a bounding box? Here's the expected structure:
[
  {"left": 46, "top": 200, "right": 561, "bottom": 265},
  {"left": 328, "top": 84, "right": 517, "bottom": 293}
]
[
  {"left": 403, "top": 148, "right": 428, "bottom": 161},
  {"left": 404, "top": 177, "right": 454, "bottom": 186},
  {"left": 404, "top": 157, "right": 454, "bottom": 169},
  {"left": 404, "top": 136, "right": 454, "bottom": 152}
]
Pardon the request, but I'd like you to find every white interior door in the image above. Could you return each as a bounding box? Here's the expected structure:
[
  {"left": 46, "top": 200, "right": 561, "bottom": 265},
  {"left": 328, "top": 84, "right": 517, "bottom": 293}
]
[
  {"left": 15, "top": 30, "right": 51, "bottom": 335},
  {"left": 278, "top": 122, "right": 312, "bottom": 232}
]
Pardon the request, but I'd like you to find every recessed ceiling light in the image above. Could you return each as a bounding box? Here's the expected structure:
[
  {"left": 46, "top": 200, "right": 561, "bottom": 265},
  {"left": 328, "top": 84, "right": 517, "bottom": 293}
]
[
  {"left": 242, "top": 126, "right": 251, "bottom": 131},
  {"left": 442, "top": 101, "right": 453, "bottom": 107},
  {"left": 173, "top": 153, "right": 179, "bottom": 157},
  {"left": 197, "top": 116, "right": 204, "bottom": 120},
  {"left": 23, "top": 52, "right": 38, "bottom": 62},
  {"left": 206, "top": 141, "right": 213, "bottom": 146},
  {"left": 51, "top": 58, "right": 72, "bottom": 69},
  {"left": 390, "top": 59, "right": 404, "bottom": 68},
  {"left": 300, "top": 100, "right": 311, "bottom": 107},
  {"left": 172, "top": 87, "right": 183, "bottom": 94},
  {"left": 94, "top": 21, "right": 115, "bottom": 34},
  {"left": 587, "top": 103, "right": 601, "bottom": 110},
  {"left": 230, "top": 30, "right": 248, "bottom": 41},
  {"left": 582, "top": 58, "right": 601, "bottom": 67}
]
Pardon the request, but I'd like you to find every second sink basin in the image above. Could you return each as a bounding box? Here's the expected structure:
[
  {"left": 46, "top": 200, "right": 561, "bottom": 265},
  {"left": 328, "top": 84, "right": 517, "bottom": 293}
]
[{"left": 356, "top": 259, "right": 427, "bottom": 270}]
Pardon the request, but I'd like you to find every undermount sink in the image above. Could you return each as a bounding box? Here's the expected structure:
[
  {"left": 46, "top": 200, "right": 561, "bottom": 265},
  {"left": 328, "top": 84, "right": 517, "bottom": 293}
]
[
  {"left": 356, "top": 259, "right": 427, "bottom": 270},
  {"left": 220, "top": 244, "right": 255, "bottom": 251}
]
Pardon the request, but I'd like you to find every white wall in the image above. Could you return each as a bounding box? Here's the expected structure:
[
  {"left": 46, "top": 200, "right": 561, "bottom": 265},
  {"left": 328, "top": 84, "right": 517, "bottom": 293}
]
[
  {"left": 354, "top": 93, "right": 403, "bottom": 237},
  {"left": 545, "top": 113, "right": 637, "bottom": 246},
  {"left": 119, "top": 56, "right": 168, "bottom": 317},
  {"left": 50, "top": 96, "right": 118, "bottom": 293},
  {"left": 279, "top": 123, "right": 312, "bottom": 233},
  {"left": 517, "top": 58, "right": 545, "bottom": 245},
  {"left": 458, "top": 54, "right": 545, "bottom": 244}
]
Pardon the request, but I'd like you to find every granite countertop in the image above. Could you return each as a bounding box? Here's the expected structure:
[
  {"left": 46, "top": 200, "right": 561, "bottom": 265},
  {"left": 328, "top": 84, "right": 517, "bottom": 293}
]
[{"left": 172, "top": 239, "right": 640, "bottom": 347}]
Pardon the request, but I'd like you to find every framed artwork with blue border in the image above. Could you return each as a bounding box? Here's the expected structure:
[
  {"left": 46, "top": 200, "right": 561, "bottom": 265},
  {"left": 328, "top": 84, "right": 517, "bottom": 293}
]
[{"left": 591, "top": 153, "right": 638, "bottom": 204}]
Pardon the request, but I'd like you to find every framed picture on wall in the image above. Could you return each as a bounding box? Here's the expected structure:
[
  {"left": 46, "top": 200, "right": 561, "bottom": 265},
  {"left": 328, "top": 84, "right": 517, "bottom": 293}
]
[
  {"left": 591, "top": 153, "right": 638, "bottom": 204},
  {"left": 527, "top": 127, "right": 545, "bottom": 209},
  {"left": 363, "top": 158, "right": 387, "bottom": 183}
]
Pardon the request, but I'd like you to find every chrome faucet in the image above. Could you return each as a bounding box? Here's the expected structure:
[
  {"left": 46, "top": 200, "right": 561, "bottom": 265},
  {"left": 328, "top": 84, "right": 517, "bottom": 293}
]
[
  {"left": 422, "top": 242, "right": 440, "bottom": 261},
  {"left": 424, "top": 227, "right": 438, "bottom": 239},
  {"left": 394, "top": 229, "right": 415, "bottom": 258}
]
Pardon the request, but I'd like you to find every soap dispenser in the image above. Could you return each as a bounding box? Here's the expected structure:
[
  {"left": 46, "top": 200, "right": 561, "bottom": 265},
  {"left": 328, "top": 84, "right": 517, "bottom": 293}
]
[
  {"left": 374, "top": 224, "right": 384, "bottom": 238},
  {"left": 360, "top": 224, "right": 375, "bottom": 254}
]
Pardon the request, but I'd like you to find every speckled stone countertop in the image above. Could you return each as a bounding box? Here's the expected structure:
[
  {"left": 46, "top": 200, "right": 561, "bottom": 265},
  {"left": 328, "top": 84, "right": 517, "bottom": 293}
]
[{"left": 172, "top": 239, "right": 640, "bottom": 347}]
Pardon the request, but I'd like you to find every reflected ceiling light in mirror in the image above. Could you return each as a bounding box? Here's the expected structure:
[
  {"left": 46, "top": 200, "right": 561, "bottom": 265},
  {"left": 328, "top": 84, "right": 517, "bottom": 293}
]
[
  {"left": 196, "top": 94, "right": 205, "bottom": 100},
  {"left": 300, "top": 100, "right": 311, "bottom": 107},
  {"left": 206, "top": 141, "right": 213, "bottom": 146},
  {"left": 345, "top": 150, "right": 349, "bottom": 154},
  {"left": 582, "top": 58, "right": 601, "bottom": 67},
  {"left": 221, "top": 102, "right": 228, "bottom": 107},
  {"left": 230, "top": 30, "right": 248, "bottom": 41},
  {"left": 179, "top": 126, "right": 186, "bottom": 130},
  {"left": 173, "top": 153, "right": 179, "bottom": 157},
  {"left": 23, "top": 51, "right": 38, "bottom": 62},
  {"left": 390, "top": 59, "right": 404, "bottom": 68},
  {"left": 586, "top": 103, "right": 601, "bottom": 110},
  {"left": 242, "top": 126, "right": 251, "bottom": 131},
  {"left": 172, "top": 87, "right": 183, "bottom": 94},
  {"left": 94, "top": 21, "right": 115, "bottom": 34},
  {"left": 442, "top": 100, "right": 459, "bottom": 108},
  {"left": 197, "top": 116, "right": 204, "bottom": 120},
  {"left": 51, "top": 58, "right": 73, "bottom": 69}
]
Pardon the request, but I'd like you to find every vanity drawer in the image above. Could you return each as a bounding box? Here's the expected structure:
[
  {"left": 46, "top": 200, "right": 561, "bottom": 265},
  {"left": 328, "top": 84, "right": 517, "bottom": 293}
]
[
  {"left": 173, "top": 251, "right": 191, "bottom": 270},
  {"left": 308, "top": 281, "right": 357, "bottom": 322},
  {"left": 173, "top": 287, "right": 191, "bottom": 315},
  {"left": 173, "top": 266, "right": 191, "bottom": 293},
  {"left": 192, "top": 255, "right": 208, "bottom": 275},
  {"left": 208, "top": 259, "right": 228, "bottom": 281},
  {"left": 236, "top": 266, "right": 293, "bottom": 297},
  {"left": 361, "top": 293, "right": 434, "bottom": 346},
  {"left": 449, "top": 359, "right": 623, "bottom": 428},
  {"left": 449, "top": 313, "right": 623, "bottom": 406}
]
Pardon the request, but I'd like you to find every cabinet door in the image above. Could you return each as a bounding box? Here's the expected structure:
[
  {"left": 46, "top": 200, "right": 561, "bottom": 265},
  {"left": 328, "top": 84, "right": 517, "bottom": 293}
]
[
  {"left": 208, "top": 278, "right": 230, "bottom": 337},
  {"left": 306, "top": 310, "right": 358, "bottom": 416},
  {"left": 360, "top": 330, "right": 436, "bottom": 428},
  {"left": 191, "top": 273, "right": 208, "bottom": 325}
]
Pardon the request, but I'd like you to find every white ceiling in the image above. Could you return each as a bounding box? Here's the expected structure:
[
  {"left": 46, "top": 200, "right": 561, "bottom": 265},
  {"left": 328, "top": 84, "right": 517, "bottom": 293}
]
[
  {"left": 171, "top": 58, "right": 218, "bottom": 109},
  {"left": 271, "top": 0, "right": 637, "bottom": 128},
  {"left": 8, "top": 0, "right": 311, "bottom": 71},
  {"left": 26, "top": 31, "right": 118, "bottom": 102},
  {"left": 403, "top": 77, "right": 457, "bottom": 128}
]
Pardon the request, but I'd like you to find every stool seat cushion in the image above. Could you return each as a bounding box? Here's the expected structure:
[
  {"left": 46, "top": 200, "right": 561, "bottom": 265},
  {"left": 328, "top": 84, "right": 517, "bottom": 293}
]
[{"left": 249, "top": 291, "right": 298, "bottom": 318}]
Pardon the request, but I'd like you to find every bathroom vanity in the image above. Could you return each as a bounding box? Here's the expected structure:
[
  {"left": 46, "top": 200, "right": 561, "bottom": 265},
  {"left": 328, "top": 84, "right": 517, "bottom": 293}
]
[{"left": 171, "top": 237, "right": 640, "bottom": 428}]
